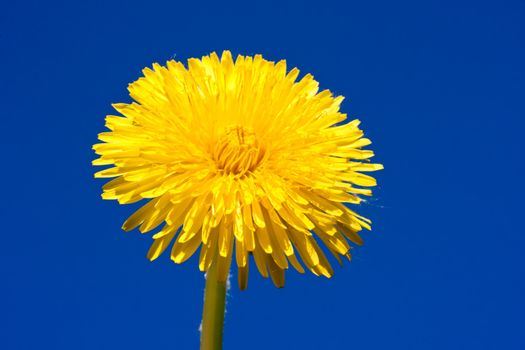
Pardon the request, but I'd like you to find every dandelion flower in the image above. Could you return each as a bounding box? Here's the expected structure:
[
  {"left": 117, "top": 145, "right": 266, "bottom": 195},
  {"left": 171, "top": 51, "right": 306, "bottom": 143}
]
[{"left": 93, "top": 51, "right": 383, "bottom": 290}]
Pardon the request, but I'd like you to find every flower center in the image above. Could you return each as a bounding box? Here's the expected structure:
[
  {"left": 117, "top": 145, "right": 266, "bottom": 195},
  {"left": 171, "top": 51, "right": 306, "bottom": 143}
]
[{"left": 212, "top": 125, "right": 265, "bottom": 177}]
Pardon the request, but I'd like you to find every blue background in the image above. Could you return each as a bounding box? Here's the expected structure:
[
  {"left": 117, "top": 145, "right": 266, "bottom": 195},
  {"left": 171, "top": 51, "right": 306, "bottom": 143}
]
[{"left": 2, "top": 0, "right": 524, "bottom": 349}]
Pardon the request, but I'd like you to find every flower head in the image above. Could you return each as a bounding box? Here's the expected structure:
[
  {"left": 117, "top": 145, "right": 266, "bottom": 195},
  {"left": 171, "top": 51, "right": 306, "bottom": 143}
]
[{"left": 93, "top": 51, "right": 382, "bottom": 289}]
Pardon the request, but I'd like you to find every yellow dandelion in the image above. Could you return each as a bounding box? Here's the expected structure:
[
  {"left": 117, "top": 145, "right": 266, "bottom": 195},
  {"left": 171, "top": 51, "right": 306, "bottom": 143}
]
[{"left": 93, "top": 50, "right": 383, "bottom": 290}]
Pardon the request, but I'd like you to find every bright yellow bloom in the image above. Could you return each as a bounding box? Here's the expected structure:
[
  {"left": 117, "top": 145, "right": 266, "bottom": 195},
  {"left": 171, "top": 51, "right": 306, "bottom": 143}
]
[{"left": 93, "top": 51, "right": 382, "bottom": 289}]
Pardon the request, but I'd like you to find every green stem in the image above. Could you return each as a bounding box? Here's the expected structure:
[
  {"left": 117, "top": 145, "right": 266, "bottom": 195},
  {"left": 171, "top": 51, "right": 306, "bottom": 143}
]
[{"left": 200, "top": 259, "right": 227, "bottom": 350}]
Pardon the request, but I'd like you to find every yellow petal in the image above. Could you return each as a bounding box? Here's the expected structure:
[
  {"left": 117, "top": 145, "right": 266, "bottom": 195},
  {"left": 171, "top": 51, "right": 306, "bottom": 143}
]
[
  {"left": 218, "top": 218, "right": 233, "bottom": 258},
  {"left": 251, "top": 199, "right": 266, "bottom": 228},
  {"left": 147, "top": 228, "right": 177, "bottom": 261},
  {"left": 267, "top": 257, "right": 285, "bottom": 288},
  {"left": 252, "top": 245, "right": 269, "bottom": 278},
  {"left": 122, "top": 199, "right": 158, "bottom": 232},
  {"left": 255, "top": 227, "right": 273, "bottom": 254},
  {"left": 171, "top": 232, "right": 202, "bottom": 264}
]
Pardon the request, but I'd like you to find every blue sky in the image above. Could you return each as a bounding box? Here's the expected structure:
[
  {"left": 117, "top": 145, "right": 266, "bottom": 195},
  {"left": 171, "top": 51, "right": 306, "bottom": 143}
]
[{"left": 2, "top": 0, "right": 524, "bottom": 349}]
